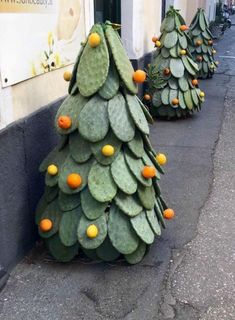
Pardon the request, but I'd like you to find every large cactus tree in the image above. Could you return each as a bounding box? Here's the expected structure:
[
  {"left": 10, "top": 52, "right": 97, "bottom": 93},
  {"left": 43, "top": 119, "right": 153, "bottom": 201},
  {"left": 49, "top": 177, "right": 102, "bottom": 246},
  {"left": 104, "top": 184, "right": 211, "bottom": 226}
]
[
  {"left": 35, "top": 22, "right": 174, "bottom": 264},
  {"left": 147, "top": 7, "right": 205, "bottom": 119},
  {"left": 188, "top": 8, "right": 218, "bottom": 79}
]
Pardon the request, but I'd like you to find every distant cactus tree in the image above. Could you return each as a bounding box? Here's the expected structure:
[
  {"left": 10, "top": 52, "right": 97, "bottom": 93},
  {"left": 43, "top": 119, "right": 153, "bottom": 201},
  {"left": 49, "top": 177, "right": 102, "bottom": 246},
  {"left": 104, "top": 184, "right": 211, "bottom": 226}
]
[
  {"left": 147, "top": 7, "right": 205, "bottom": 119},
  {"left": 188, "top": 8, "right": 218, "bottom": 79},
  {"left": 35, "top": 22, "right": 174, "bottom": 264}
]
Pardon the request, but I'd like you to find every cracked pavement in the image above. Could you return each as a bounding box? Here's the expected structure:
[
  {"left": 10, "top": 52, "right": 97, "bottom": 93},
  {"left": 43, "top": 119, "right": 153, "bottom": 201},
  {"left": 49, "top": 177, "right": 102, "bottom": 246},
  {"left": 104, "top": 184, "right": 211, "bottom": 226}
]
[{"left": 0, "top": 23, "right": 235, "bottom": 320}]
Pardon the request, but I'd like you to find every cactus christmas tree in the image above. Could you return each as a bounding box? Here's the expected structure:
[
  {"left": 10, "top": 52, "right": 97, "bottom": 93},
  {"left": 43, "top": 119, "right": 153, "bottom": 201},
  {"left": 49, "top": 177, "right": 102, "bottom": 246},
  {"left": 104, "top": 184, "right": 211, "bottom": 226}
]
[
  {"left": 147, "top": 7, "right": 205, "bottom": 119},
  {"left": 35, "top": 22, "right": 174, "bottom": 264},
  {"left": 188, "top": 8, "right": 218, "bottom": 79}
]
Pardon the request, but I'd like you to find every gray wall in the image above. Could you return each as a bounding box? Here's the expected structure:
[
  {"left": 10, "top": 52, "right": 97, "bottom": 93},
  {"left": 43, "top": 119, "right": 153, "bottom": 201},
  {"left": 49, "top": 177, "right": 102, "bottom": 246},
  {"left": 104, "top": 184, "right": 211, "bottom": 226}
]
[{"left": 0, "top": 98, "right": 63, "bottom": 275}]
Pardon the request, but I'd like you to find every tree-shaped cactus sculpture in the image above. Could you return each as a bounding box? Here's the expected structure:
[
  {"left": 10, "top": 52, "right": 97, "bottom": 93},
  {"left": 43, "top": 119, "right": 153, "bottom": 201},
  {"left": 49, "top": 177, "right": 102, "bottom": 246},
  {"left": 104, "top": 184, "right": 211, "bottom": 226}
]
[
  {"left": 188, "top": 8, "right": 218, "bottom": 79},
  {"left": 35, "top": 22, "right": 174, "bottom": 264},
  {"left": 147, "top": 7, "right": 205, "bottom": 119}
]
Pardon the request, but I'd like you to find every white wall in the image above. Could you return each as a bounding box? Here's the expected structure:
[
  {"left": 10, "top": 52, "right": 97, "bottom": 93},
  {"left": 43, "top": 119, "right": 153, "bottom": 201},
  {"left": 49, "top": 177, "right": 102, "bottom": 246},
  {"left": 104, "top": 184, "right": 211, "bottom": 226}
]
[
  {"left": 121, "top": 0, "right": 162, "bottom": 60},
  {"left": 0, "top": 0, "right": 94, "bottom": 129}
]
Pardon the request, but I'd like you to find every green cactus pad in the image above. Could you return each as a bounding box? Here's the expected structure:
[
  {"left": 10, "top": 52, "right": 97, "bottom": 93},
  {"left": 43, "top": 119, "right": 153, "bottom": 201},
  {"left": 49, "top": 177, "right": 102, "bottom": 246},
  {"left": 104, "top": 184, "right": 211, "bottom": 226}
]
[
  {"left": 179, "top": 75, "right": 189, "bottom": 91},
  {"left": 145, "top": 149, "right": 165, "bottom": 175},
  {"left": 191, "top": 89, "right": 199, "bottom": 105},
  {"left": 38, "top": 199, "right": 61, "bottom": 239},
  {"left": 169, "top": 77, "right": 178, "bottom": 90},
  {"left": 39, "top": 145, "right": 69, "bottom": 173},
  {"left": 46, "top": 234, "right": 79, "bottom": 262},
  {"left": 170, "top": 58, "right": 185, "bottom": 78},
  {"left": 111, "top": 151, "right": 137, "bottom": 195},
  {"left": 45, "top": 171, "right": 59, "bottom": 187},
  {"left": 98, "top": 59, "right": 120, "bottom": 100},
  {"left": 199, "top": 10, "right": 206, "bottom": 31},
  {"left": 146, "top": 209, "right": 161, "bottom": 236},
  {"left": 96, "top": 236, "right": 120, "bottom": 261},
  {"left": 81, "top": 187, "right": 108, "bottom": 220},
  {"left": 82, "top": 248, "right": 100, "bottom": 261},
  {"left": 108, "top": 93, "right": 135, "bottom": 142},
  {"left": 136, "top": 97, "right": 154, "bottom": 124},
  {"left": 114, "top": 191, "right": 143, "bottom": 217},
  {"left": 45, "top": 186, "right": 58, "bottom": 203},
  {"left": 59, "top": 156, "right": 94, "bottom": 194},
  {"left": 69, "top": 131, "right": 92, "bottom": 163},
  {"left": 90, "top": 129, "right": 122, "bottom": 166},
  {"left": 161, "top": 87, "right": 170, "bottom": 105},
  {"left": 154, "top": 200, "right": 166, "bottom": 229},
  {"left": 182, "top": 56, "right": 197, "bottom": 76},
  {"left": 127, "top": 130, "right": 144, "bottom": 158},
  {"left": 58, "top": 191, "right": 81, "bottom": 212},
  {"left": 124, "top": 148, "right": 152, "bottom": 187},
  {"left": 77, "top": 214, "right": 107, "bottom": 250},
  {"left": 88, "top": 162, "right": 117, "bottom": 202},
  {"left": 137, "top": 185, "right": 155, "bottom": 210},
  {"left": 152, "top": 91, "right": 162, "bottom": 107},
  {"left": 59, "top": 207, "right": 82, "bottom": 246},
  {"left": 164, "top": 15, "right": 175, "bottom": 32},
  {"left": 55, "top": 94, "right": 88, "bottom": 134},
  {"left": 179, "top": 91, "right": 187, "bottom": 109},
  {"left": 164, "top": 30, "right": 178, "bottom": 49},
  {"left": 178, "top": 34, "right": 187, "bottom": 49},
  {"left": 77, "top": 24, "right": 109, "bottom": 97},
  {"left": 130, "top": 211, "right": 154, "bottom": 245},
  {"left": 68, "top": 43, "right": 85, "bottom": 94},
  {"left": 161, "top": 47, "right": 170, "bottom": 58},
  {"left": 125, "top": 93, "right": 149, "bottom": 135},
  {"left": 184, "top": 90, "right": 194, "bottom": 110},
  {"left": 105, "top": 25, "right": 137, "bottom": 94},
  {"left": 124, "top": 241, "right": 147, "bottom": 264},
  {"left": 108, "top": 204, "right": 139, "bottom": 254},
  {"left": 78, "top": 95, "right": 109, "bottom": 143}
]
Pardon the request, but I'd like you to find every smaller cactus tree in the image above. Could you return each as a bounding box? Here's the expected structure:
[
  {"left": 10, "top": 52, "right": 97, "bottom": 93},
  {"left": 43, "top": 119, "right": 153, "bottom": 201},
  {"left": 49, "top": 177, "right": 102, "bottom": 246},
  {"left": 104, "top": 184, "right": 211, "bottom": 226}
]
[
  {"left": 35, "top": 22, "right": 174, "bottom": 265},
  {"left": 147, "top": 7, "right": 205, "bottom": 119},
  {"left": 188, "top": 8, "right": 218, "bottom": 79}
]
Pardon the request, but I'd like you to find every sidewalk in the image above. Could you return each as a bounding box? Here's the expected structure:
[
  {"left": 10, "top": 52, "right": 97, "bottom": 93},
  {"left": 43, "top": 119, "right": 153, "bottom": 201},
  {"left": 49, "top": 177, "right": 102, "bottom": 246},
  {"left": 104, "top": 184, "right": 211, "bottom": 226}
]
[{"left": 0, "top": 25, "right": 235, "bottom": 320}]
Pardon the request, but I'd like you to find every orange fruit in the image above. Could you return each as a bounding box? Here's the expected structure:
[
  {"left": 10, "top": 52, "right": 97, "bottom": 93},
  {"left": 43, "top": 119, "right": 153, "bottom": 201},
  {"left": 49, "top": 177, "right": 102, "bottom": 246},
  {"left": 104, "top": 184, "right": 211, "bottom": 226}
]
[
  {"left": 142, "top": 166, "right": 156, "bottom": 179},
  {"left": 212, "top": 49, "right": 217, "bottom": 54},
  {"left": 144, "top": 94, "right": 151, "bottom": 101},
  {"left": 57, "top": 115, "right": 72, "bottom": 130},
  {"left": 63, "top": 71, "right": 72, "bottom": 82},
  {"left": 180, "top": 49, "right": 187, "bottom": 55},
  {"left": 39, "top": 219, "right": 53, "bottom": 232},
  {"left": 155, "top": 40, "right": 161, "bottom": 47},
  {"left": 133, "top": 70, "right": 146, "bottom": 84},
  {"left": 156, "top": 153, "right": 167, "bottom": 165},
  {"left": 86, "top": 224, "right": 98, "bottom": 238},
  {"left": 47, "top": 164, "right": 58, "bottom": 176},
  {"left": 88, "top": 32, "right": 101, "bottom": 47},
  {"left": 180, "top": 25, "right": 189, "bottom": 31},
  {"left": 196, "top": 40, "right": 202, "bottom": 46},
  {"left": 192, "top": 79, "right": 199, "bottom": 86},
  {"left": 215, "top": 61, "right": 219, "bottom": 65},
  {"left": 152, "top": 36, "right": 158, "bottom": 43},
  {"left": 197, "top": 56, "right": 203, "bottom": 62},
  {"left": 164, "top": 68, "right": 171, "bottom": 75},
  {"left": 172, "top": 98, "right": 179, "bottom": 106},
  {"left": 67, "top": 173, "right": 82, "bottom": 189},
  {"left": 163, "top": 208, "right": 175, "bottom": 220},
  {"left": 208, "top": 40, "right": 213, "bottom": 45}
]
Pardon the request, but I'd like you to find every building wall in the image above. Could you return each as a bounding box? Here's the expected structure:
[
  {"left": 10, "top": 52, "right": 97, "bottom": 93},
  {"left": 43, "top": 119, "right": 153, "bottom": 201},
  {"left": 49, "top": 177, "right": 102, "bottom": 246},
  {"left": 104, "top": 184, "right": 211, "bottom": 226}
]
[
  {"left": 0, "top": 0, "right": 94, "bottom": 130},
  {"left": 121, "top": 0, "right": 162, "bottom": 60}
]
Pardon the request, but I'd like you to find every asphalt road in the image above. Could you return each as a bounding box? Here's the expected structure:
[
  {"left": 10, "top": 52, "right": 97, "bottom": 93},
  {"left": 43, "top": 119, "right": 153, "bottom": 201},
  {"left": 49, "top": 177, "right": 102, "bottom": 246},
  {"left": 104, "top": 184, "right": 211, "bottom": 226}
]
[{"left": 0, "top": 25, "right": 234, "bottom": 320}]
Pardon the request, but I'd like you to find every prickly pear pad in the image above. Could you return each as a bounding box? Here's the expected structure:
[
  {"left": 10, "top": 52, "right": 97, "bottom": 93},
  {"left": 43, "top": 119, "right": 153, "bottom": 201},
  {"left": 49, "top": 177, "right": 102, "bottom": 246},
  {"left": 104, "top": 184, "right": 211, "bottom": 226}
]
[{"left": 36, "top": 22, "right": 171, "bottom": 264}]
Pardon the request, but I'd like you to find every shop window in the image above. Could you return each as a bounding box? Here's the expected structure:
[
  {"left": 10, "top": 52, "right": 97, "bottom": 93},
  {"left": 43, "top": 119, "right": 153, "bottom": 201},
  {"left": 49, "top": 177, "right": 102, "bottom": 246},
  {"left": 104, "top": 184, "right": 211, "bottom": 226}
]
[{"left": 94, "top": 0, "right": 121, "bottom": 24}]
